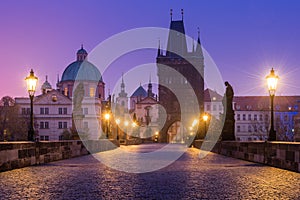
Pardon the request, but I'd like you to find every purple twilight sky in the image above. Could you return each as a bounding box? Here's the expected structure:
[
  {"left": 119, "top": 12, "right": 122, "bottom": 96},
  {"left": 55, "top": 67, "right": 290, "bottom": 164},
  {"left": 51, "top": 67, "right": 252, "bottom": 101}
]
[{"left": 1, "top": 0, "right": 300, "bottom": 98}]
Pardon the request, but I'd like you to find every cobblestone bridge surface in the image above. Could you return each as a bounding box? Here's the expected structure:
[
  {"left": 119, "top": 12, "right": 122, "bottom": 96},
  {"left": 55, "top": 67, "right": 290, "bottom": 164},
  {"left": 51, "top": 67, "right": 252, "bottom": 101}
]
[{"left": 0, "top": 144, "right": 300, "bottom": 200}]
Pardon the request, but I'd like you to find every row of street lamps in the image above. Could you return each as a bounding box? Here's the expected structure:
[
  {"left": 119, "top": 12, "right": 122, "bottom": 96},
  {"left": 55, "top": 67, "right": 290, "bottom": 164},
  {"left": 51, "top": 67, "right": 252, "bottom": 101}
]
[
  {"left": 25, "top": 68, "right": 279, "bottom": 142},
  {"left": 104, "top": 112, "right": 139, "bottom": 140}
]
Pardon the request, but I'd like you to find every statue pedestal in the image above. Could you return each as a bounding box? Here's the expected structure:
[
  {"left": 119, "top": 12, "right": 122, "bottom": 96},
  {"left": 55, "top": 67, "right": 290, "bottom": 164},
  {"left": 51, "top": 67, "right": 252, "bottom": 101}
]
[{"left": 221, "top": 111, "right": 235, "bottom": 141}]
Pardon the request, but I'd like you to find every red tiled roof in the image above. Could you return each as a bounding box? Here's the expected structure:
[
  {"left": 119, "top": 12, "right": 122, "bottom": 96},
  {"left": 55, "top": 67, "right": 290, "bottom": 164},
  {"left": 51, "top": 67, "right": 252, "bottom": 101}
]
[{"left": 233, "top": 96, "right": 300, "bottom": 111}]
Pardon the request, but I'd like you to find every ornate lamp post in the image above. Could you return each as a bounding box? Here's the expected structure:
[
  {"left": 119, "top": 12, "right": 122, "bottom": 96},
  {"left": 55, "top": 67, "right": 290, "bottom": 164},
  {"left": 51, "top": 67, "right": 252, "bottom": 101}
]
[
  {"left": 25, "top": 69, "right": 38, "bottom": 141},
  {"left": 116, "top": 118, "right": 120, "bottom": 140},
  {"left": 104, "top": 113, "right": 111, "bottom": 138},
  {"left": 266, "top": 68, "right": 279, "bottom": 141}
]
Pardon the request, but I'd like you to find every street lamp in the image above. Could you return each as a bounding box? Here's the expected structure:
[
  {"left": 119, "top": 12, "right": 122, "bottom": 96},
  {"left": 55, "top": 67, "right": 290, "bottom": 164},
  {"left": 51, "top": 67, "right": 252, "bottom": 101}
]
[
  {"left": 25, "top": 69, "right": 38, "bottom": 141},
  {"left": 203, "top": 113, "right": 209, "bottom": 134},
  {"left": 116, "top": 118, "right": 120, "bottom": 140},
  {"left": 104, "top": 113, "right": 111, "bottom": 138},
  {"left": 266, "top": 68, "right": 279, "bottom": 141}
]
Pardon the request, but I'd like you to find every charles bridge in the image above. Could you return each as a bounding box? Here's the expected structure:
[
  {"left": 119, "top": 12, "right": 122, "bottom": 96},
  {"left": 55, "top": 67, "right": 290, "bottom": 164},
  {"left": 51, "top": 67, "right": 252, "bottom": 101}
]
[{"left": 0, "top": 140, "right": 300, "bottom": 199}]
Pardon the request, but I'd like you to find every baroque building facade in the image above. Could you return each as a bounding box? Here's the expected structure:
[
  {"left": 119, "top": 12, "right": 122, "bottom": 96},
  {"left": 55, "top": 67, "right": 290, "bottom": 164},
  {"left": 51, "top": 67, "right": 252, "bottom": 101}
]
[{"left": 16, "top": 46, "right": 105, "bottom": 141}]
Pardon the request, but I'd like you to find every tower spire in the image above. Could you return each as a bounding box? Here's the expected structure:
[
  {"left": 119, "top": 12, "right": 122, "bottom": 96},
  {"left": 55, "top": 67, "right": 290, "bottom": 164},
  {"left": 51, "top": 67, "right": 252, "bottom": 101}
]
[
  {"left": 170, "top": 9, "right": 173, "bottom": 21},
  {"left": 157, "top": 39, "right": 161, "bottom": 57},
  {"left": 148, "top": 73, "right": 153, "bottom": 98},
  {"left": 197, "top": 27, "right": 201, "bottom": 44},
  {"left": 121, "top": 72, "right": 125, "bottom": 92},
  {"left": 181, "top": 9, "right": 184, "bottom": 20},
  {"left": 118, "top": 72, "right": 127, "bottom": 98},
  {"left": 196, "top": 27, "right": 203, "bottom": 58}
]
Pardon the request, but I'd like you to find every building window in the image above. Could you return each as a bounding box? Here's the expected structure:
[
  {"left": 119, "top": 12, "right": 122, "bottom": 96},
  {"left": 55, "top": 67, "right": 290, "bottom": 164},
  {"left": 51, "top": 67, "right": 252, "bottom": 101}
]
[
  {"left": 59, "top": 135, "right": 63, "bottom": 140},
  {"left": 58, "top": 122, "right": 63, "bottom": 129},
  {"left": 63, "top": 122, "right": 68, "bottom": 129},
  {"left": 284, "top": 115, "right": 288, "bottom": 121},
  {"left": 248, "top": 125, "right": 252, "bottom": 132},
  {"left": 90, "top": 87, "right": 95, "bottom": 97},
  {"left": 22, "top": 108, "right": 26, "bottom": 115},
  {"left": 254, "top": 114, "right": 257, "bottom": 121},
  {"left": 84, "top": 122, "right": 89, "bottom": 129},
  {"left": 63, "top": 108, "right": 67, "bottom": 114},
  {"left": 40, "top": 107, "right": 49, "bottom": 115},
  {"left": 242, "top": 114, "right": 246, "bottom": 121},
  {"left": 206, "top": 105, "right": 210, "bottom": 111},
  {"left": 237, "top": 125, "right": 241, "bottom": 132},
  {"left": 219, "top": 105, "right": 222, "bottom": 111},
  {"left": 59, "top": 108, "right": 63, "bottom": 114},
  {"left": 39, "top": 122, "right": 49, "bottom": 130},
  {"left": 84, "top": 108, "right": 88, "bottom": 115},
  {"left": 259, "top": 114, "right": 263, "bottom": 121},
  {"left": 248, "top": 114, "right": 251, "bottom": 121},
  {"left": 45, "top": 122, "right": 49, "bottom": 129},
  {"left": 254, "top": 125, "right": 258, "bottom": 132},
  {"left": 27, "top": 108, "right": 30, "bottom": 114},
  {"left": 237, "top": 114, "right": 240, "bottom": 121},
  {"left": 213, "top": 105, "right": 217, "bottom": 111},
  {"left": 40, "top": 122, "right": 44, "bottom": 129},
  {"left": 45, "top": 136, "right": 49, "bottom": 141}
]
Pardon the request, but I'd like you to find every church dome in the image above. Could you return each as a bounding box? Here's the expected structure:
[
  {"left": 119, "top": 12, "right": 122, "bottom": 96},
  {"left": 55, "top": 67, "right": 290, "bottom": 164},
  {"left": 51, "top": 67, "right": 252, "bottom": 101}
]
[
  {"left": 61, "top": 60, "right": 103, "bottom": 82},
  {"left": 61, "top": 46, "right": 103, "bottom": 82}
]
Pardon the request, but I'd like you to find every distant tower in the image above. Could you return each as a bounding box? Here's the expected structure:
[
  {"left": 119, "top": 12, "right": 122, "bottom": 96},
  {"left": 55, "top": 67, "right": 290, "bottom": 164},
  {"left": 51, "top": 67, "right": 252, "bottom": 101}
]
[
  {"left": 116, "top": 73, "right": 128, "bottom": 111},
  {"left": 157, "top": 11, "right": 204, "bottom": 142}
]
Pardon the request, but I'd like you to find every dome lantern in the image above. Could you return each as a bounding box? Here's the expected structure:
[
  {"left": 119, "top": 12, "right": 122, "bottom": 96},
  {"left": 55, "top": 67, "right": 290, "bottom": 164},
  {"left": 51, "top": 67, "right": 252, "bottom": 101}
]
[{"left": 77, "top": 44, "right": 88, "bottom": 61}]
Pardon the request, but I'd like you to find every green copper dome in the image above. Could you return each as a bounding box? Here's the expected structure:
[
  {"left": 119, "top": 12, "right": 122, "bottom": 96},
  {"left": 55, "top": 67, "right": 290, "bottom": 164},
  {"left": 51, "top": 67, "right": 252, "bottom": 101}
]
[{"left": 61, "top": 60, "right": 103, "bottom": 82}]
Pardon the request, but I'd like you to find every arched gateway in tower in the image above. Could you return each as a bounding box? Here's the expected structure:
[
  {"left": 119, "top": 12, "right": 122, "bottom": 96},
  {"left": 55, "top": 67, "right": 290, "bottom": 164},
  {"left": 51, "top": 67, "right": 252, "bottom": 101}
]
[{"left": 157, "top": 12, "right": 204, "bottom": 143}]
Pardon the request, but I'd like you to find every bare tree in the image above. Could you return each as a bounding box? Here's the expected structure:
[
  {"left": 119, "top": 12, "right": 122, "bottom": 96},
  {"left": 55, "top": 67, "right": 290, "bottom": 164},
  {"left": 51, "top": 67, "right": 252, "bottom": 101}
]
[{"left": 0, "top": 96, "right": 27, "bottom": 140}]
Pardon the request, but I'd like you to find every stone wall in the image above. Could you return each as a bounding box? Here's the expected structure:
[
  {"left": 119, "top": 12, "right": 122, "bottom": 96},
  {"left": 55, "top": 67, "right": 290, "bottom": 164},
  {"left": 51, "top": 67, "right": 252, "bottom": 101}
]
[
  {"left": 194, "top": 140, "right": 300, "bottom": 173},
  {"left": 0, "top": 139, "right": 119, "bottom": 172}
]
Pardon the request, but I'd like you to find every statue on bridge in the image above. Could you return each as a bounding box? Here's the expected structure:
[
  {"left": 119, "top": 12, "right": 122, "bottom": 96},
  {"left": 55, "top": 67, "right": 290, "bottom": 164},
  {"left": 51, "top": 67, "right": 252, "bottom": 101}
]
[{"left": 221, "top": 81, "right": 235, "bottom": 140}]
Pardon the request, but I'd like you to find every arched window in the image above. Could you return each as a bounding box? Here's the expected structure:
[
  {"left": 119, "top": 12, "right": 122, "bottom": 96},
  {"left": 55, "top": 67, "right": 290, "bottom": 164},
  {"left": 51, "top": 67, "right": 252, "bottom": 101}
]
[{"left": 64, "top": 87, "right": 68, "bottom": 96}]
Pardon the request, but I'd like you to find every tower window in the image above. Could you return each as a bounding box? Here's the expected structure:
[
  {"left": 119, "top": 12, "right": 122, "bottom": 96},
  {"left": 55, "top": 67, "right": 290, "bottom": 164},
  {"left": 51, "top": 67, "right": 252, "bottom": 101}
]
[
  {"left": 64, "top": 87, "right": 68, "bottom": 96},
  {"left": 90, "top": 87, "right": 95, "bottom": 97}
]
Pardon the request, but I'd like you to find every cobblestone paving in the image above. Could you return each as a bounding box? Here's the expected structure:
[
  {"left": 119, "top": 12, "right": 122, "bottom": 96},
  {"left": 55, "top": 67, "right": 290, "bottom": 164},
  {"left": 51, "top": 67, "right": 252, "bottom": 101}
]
[{"left": 0, "top": 144, "right": 300, "bottom": 200}]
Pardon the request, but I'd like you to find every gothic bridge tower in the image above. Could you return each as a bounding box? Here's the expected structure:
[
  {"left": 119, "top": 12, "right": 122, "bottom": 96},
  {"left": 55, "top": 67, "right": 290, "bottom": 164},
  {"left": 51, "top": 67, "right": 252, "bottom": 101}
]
[{"left": 157, "top": 10, "right": 204, "bottom": 143}]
